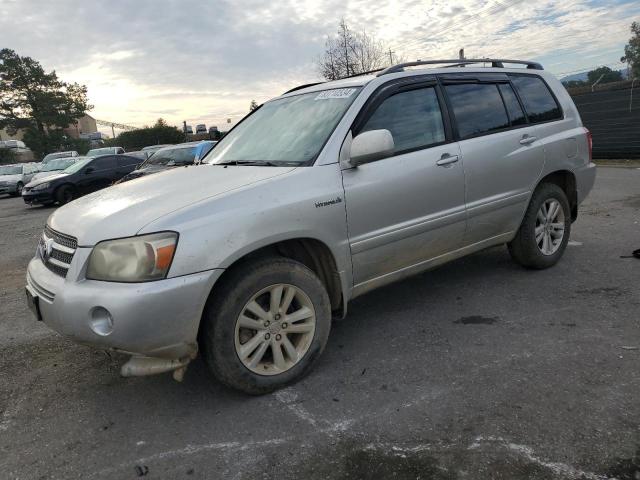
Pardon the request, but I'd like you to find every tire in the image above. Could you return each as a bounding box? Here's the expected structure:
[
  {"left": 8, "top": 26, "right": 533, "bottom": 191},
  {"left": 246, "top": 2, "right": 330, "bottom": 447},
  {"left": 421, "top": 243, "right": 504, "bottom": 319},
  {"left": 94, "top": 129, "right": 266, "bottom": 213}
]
[
  {"left": 200, "top": 257, "right": 331, "bottom": 395},
  {"left": 508, "top": 183, "right": 571, "bottom": 269},
  {"left": 55, "top": 185, "right": 75, "bottom": 205},
  {"left": 11, "top": 182, "right": 23, "bottom": 197}
]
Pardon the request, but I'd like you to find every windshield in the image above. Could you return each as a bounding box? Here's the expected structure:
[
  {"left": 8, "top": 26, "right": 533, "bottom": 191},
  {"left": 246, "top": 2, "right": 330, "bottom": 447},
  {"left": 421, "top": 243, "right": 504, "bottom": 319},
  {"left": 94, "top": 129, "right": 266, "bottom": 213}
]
[
  {"left": 142, "top": 146, "right": 197, "bottom": 166},
  {"left": 41, "top": 158, "right": 76, "bottom": 171},
  {"left": 0, "top": 165, "right": 21, "bottom": 175},
  {"left": 205, "top": 87, "right": 361, "bottom": 165},
  {"left": 87, "top": 148, "right": 113, "bottom": 157},
  {"left": 63, "top": 157, "right": 92, "bottom": 174}
]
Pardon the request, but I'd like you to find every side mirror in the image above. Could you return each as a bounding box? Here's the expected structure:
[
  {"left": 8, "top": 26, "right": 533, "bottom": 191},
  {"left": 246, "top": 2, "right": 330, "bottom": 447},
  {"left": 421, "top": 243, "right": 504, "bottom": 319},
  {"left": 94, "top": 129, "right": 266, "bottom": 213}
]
[
  {"left": 85, "top": 167, "right": 95, "bottom": 174},
  {"left": 349, "top": 129, "right": 394, "bottom": 166}
]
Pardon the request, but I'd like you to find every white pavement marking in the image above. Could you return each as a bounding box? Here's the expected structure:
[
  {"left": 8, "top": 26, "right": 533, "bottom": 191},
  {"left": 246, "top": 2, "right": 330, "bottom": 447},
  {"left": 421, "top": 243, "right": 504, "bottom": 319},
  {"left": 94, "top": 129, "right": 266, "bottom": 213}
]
[
  {"left": 568, "top": 241, "right": 583, "bottom": 246},
  {"left": 469, "top": 436, "right": 608, "bottom": 480},
  {"left": 275, "top": 388, "right": 318, "bottom": 426}
]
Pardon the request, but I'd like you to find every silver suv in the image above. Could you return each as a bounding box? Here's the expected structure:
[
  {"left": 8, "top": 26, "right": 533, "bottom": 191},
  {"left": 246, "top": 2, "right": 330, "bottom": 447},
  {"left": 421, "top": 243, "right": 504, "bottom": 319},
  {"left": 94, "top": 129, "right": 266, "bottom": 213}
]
[{"left": 25, "top": 59, "right": 596, "bottom": 394}]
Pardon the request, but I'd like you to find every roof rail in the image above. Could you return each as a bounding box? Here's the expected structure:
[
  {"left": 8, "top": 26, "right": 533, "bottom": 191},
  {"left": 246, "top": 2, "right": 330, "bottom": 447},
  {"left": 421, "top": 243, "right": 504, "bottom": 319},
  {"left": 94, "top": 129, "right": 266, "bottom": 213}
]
[
  {"left": 377, "top": 59, "right": 543, "bottom": 76},
  {"left": 282, "top": 82, "right": 325, "bottom": 95},
  {"left": 282, "top": 68, "right": 383, "bottom": 94}
]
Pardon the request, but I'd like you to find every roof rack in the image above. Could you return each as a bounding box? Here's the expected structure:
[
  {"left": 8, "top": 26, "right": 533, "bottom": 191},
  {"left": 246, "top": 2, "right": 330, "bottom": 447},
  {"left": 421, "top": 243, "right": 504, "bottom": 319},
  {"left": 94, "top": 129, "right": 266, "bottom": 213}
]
[{"left": 377, "top": 59, "right": 543, "bottom": 76}]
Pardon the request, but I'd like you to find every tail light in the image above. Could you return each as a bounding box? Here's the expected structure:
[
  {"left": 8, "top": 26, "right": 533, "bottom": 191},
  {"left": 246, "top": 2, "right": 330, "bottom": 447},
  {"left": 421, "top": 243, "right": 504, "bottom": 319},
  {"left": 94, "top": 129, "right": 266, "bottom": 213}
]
[{"left": 585, "top": 128, "right": 593, "bottom": 162}]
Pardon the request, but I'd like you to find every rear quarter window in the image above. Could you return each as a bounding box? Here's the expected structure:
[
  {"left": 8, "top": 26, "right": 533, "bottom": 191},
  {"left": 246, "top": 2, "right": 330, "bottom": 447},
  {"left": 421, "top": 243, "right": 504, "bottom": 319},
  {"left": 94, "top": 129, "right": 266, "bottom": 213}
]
[{"left": 510, "top": 75, "right": 562, "bottom": 123}]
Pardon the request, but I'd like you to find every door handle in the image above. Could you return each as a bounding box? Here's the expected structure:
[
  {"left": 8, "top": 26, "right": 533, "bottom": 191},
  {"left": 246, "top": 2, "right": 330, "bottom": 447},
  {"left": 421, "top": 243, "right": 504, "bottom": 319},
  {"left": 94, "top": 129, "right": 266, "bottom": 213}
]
[
  {"left": 436, "top": 154, "right": 459, "bottom": 166},
  {"left": 519, "top": 135, "right": 537, "bottom": 145}
]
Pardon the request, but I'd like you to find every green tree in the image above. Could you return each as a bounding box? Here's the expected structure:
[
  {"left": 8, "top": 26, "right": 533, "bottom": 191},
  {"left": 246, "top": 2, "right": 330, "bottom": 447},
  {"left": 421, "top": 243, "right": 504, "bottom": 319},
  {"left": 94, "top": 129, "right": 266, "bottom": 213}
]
[
  {"left": 587, "top": 66, "right": 623, "bottom": 85},
  {"left": 111, "top": 122, "right": 185, "bottom": 150},
  {"left": 249, "top": 100, "right": 259, "bottom": 111},
  {"left": 562, "top": 80, "right": 586, "bottom": 89},
  {"left": 0, "top": 147, "right": 16, "bottom": 165},
  {"left": 0, "top": 49, "right": 92, "bottom": 158},
  {"left": 621, "top": 21, "right": 640, "bottom": 78}
]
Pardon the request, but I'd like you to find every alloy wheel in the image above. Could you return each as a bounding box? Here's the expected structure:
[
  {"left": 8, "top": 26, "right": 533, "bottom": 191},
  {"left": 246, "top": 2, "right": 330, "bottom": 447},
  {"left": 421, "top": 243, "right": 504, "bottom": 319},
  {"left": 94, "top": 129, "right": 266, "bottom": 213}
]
[
  {"left": 234, "top": 283, "right": 316, "bottom": 376},
  {"left": 535, "top": 198, "right": 565, "bottom": 255}
]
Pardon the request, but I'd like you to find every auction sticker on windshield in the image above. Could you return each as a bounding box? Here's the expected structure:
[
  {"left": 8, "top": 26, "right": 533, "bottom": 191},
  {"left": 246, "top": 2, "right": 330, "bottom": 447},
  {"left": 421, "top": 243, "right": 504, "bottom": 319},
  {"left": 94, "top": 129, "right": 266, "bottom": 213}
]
[{"left": 315, "top": 88, "right": 357, "bottom": 100}]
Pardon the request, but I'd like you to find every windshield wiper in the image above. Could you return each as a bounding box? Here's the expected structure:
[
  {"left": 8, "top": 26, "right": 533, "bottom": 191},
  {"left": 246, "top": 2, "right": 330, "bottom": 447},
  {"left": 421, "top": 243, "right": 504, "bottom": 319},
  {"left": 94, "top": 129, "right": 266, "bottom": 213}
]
[{"left": 215, "top": 160, "right": 281, "bottom": 167}]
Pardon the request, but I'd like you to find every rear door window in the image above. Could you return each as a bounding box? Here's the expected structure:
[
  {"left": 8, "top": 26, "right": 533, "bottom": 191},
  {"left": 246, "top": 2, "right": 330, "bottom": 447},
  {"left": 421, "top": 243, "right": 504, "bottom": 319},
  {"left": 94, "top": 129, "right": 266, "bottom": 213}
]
[
  {"left": 117, "top": 156, "right": 139, "bottom": 167},
  {"left": 92, "top": 156, "right": 117, "bottom": 170},
  {"left": 510, "top": 75, "right": 562, "bottom": 123},
  {"left": 360, "top": 86, "right": 446, "bottom": 154},
  {"left": 444, "top": 83, "right": 509, "bottom": 139}
]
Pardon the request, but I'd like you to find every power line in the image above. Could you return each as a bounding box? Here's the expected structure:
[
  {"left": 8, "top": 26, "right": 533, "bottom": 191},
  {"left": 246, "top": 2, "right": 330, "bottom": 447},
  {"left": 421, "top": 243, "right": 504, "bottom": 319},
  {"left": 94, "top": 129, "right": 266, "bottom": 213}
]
[{"left": 397, "top": 0, "right": 526, "bottom": 53}]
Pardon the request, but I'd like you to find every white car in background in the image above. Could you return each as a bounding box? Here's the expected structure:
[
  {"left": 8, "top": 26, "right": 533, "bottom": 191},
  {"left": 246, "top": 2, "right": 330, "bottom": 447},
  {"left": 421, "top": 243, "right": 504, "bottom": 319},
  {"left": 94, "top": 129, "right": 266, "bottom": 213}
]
[
  {"left": 41, "top": 151, "right": 79, "bottom": 165},
  {"left": 0, "top": 163, "right": 38, "bottom": 196},
  {"left": 87, "top": 147, "right": 125, "bottom": 156}
]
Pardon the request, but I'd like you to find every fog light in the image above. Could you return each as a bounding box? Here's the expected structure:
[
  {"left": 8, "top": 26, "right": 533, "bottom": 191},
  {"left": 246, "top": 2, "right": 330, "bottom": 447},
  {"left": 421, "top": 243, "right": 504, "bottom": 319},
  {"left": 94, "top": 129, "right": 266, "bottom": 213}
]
[{"left": 89, "top": 307, "right": 114, "bottom": 336}]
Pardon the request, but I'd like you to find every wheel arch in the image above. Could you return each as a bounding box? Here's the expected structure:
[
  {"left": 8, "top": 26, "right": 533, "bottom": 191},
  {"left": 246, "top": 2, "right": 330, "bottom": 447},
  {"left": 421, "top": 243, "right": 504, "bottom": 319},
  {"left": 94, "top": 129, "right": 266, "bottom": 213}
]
[
  {"left": 205, "top": 237, "right": 346, "bottom": 320},
  {"left": 53, "top": 182, "right": 77, "bottom": 197},
  {"left": 535, "top": 170, "right": 578, "bottom": 221}
]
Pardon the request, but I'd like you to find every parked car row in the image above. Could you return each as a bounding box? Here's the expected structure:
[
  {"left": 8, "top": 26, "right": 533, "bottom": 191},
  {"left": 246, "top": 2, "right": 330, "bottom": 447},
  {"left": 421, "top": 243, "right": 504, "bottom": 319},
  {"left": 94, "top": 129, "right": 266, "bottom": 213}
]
[
  {"left": 8, "top": 140, "right": 218, "bottom": 206},
  {"left": 118, "top": 141, "right": 216, "bottom": 182},
  {"left": 22, "top": 154, "right": 140, "bottom": 205}
]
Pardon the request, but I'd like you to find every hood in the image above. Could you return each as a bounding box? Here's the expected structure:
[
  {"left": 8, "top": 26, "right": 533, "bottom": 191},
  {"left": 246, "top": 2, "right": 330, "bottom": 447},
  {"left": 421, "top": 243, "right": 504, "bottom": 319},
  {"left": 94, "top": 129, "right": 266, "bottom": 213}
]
[
  {"left": 48, "top": 165, "right": 296, "bottom": 245},
  {"left": 31, "top": 171, "right": 60, "bottom": 182},
  {"left": 129, "top": 164, "right": 170, "bottom": 177},
  {"left": 27, "top": 172, "right": 69, "bottom": 187},
  {"left": 0, "top": 174, "right": 21, "bottom": 184}
]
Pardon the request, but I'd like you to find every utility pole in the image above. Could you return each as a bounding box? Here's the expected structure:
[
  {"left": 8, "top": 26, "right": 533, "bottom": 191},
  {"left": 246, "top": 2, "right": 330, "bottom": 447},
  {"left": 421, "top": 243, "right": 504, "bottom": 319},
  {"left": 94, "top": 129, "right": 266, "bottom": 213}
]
[
  {"left": 459, "top": 48, "right": 465, "bottom": 60},
  {"left": 111, "top": 124, "right": 115, "bottom": 139},
  {"left": 388, "top": 48, "right": 395, "bottom": 65},
  {"left": 183, "top": 120, "right": 188, "bottom": 142},
  {"left": 591, "top": 73, "right": 605, "bottom": 92}
]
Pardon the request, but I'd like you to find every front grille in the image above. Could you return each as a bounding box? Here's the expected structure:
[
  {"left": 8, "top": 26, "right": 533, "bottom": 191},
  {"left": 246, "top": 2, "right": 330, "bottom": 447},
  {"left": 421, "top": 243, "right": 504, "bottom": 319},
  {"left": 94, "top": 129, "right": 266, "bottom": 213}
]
[
  {"left": 38, "top": 226, "right": 78, "bottom": 278},
  {"left": 44, "top": 225, "right": 78, "bottom": 249}
]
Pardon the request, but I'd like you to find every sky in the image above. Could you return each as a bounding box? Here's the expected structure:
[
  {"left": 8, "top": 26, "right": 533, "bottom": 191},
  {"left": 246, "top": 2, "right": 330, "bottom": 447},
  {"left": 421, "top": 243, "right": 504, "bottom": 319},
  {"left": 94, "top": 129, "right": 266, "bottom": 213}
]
[{"left": 1, "top": 0, "right": 638, "bottom": 135}]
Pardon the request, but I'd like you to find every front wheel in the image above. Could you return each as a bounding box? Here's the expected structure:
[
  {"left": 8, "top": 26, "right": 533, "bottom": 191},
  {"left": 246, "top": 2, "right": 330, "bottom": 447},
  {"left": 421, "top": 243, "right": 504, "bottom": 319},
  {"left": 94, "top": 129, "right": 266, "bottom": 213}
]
[
  {"left": 508, "top": 183, "right": 571, "bottom": 269},
  {"left": 200, "top": 257, "right": 331, "bottom": 394},
  {"left": 55, "top": 185, "right": 74, "bottom": 205}
]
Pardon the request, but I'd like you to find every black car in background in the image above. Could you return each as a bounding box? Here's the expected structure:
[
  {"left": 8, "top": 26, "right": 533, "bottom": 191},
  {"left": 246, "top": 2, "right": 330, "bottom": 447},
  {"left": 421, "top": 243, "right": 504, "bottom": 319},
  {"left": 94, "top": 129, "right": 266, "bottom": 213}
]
[
  {"left": 118, "top": 141, "right": 216, "bottom": 183},
  {"left": 22, "top": 154, "right": 140, "bottom": 206}
]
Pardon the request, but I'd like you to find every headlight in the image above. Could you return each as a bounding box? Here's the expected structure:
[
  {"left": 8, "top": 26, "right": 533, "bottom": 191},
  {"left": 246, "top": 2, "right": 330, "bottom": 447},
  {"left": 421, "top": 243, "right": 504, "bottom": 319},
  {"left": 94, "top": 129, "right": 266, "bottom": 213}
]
[
  {"left": 32, "top": 182, "right": 50, "bottom": 190},
  {"left": 86, "top": 232, "right": 178, "bottom": 282}
]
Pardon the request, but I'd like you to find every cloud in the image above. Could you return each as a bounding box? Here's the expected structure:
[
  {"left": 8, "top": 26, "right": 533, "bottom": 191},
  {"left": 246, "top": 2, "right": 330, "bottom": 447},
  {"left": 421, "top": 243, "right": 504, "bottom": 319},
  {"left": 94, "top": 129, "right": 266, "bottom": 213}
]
[{"left": 0, "top": 0, "right": 637, "bottom": 132}]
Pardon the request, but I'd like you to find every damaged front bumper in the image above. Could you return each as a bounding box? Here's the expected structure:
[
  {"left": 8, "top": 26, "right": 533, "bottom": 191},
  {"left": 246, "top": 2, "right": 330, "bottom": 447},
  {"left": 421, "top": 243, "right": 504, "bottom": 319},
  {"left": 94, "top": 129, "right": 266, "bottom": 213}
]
[{"left": 26, "top": 254, "right": 222, "bottom": 379}]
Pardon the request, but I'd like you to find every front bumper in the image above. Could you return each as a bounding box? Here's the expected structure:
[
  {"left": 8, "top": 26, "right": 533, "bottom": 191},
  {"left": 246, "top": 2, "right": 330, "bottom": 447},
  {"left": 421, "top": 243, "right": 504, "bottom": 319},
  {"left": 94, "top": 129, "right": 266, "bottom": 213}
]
[
  {"left": 26, "top": 255, "right": 222, "bottom": 359},
  {"left": 22, "top": 189, "right": 55, "bottom": 204}
]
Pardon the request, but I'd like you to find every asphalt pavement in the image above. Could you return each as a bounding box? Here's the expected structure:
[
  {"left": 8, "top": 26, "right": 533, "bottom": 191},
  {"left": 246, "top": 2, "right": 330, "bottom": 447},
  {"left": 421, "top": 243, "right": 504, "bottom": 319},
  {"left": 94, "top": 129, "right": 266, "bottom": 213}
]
[{"left": 0, "top": 166, "right": 638, "bottom": 480}]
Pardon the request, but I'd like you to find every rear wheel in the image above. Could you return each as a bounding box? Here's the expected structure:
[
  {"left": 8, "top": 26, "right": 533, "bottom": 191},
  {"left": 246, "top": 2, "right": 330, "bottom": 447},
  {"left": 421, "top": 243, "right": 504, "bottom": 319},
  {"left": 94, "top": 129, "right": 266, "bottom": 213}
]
[
  {"left": 56, "top": 185, "right": 74, "bottom": 205},
  {"left": 508, "top": 183, "right": 571, "bottom": 269},
  {"left": 200, "top": 257, "right": 331, "bottom": 394}
]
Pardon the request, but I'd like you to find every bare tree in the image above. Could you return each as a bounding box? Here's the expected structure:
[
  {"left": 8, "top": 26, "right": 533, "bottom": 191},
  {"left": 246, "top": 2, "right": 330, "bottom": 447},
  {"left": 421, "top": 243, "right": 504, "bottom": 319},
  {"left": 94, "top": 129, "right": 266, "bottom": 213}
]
[{"left": 317, "top": 19, "right": 399, "bottom": 80}]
